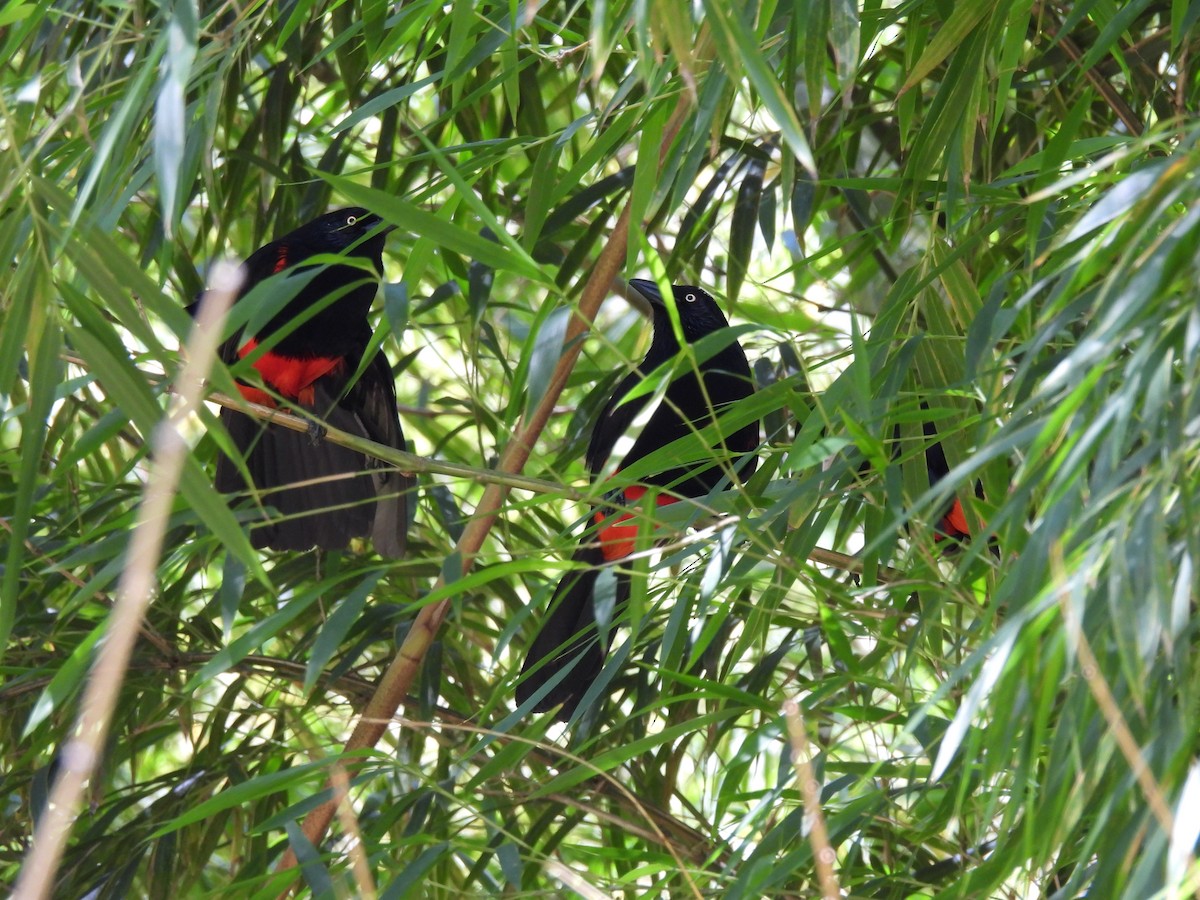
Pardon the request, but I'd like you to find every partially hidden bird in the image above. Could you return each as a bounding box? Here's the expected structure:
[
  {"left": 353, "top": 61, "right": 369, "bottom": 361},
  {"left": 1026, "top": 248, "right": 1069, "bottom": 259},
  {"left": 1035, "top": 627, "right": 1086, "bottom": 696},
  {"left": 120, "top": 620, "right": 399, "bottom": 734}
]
[
  {"left": 196, "top": 207, "right": 411, "bottom": 557},
  {"left": 925, "top": 427, "right": 973, "bottom": 543},
  {"left": 517, "top": 279, "right": 760, "bottom": 718}
]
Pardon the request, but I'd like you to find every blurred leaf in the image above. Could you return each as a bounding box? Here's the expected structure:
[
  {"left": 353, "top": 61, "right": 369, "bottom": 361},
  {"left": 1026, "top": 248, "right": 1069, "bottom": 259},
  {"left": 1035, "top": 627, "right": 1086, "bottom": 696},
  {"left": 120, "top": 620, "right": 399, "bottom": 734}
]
[
  {"left": 702, "top": 0, "right": 816, "bottom": 175},
  {"left": 900, "top": 0, "right": 1002, "bottom": 94},
  {"left": 150, "top": 760, "right": 335, "bottom": 837},
  {"left": 329, "top": 177, "right": 546, "bottom": 282},
  {"left": 304, "top": 572, "right": 383, "bottom": 694},
  {"left": 727, "top": 153, "right": 765, "bottom": 302},
  {"left": 154, "top": 0, "right": 197, "bottom": 236}
]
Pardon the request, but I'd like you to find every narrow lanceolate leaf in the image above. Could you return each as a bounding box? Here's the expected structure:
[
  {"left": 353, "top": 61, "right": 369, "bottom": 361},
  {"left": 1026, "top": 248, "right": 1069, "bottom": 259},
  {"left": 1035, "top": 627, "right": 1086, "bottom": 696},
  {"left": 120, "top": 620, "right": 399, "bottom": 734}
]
[
  {"left": 727, "top": 153, "right": 765, "bottom": 302},
  {"left": 149, "top": 760, "right": 337, "bottom": 838},
  {"left": 0, "top": 259, "right": 57, "bottom": 653},
  {"left": 899, "top": 0, "right": 1002, "bottom": 95},
  {"left": 154, "top": 0, "right": 197, "bottom": 235},
  {"left": 303, "top": 572, "right": 383, "bottom": 694},
  {"left": 829, "top": 0, "right": 861, "bottom": 95},
  {"left": 701, "top": 0, "right": 816, "bottom": 175},
  {"left": 327, "top": 177, "right": 547, "bottom": 282}
]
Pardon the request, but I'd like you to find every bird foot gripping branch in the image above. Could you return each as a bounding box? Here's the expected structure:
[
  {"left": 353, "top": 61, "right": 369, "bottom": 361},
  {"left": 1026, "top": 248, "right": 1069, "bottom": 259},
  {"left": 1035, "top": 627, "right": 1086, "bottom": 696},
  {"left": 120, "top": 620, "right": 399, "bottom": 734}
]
[{"left": 305, "top": 419, "right": 328, "bottom": 447}]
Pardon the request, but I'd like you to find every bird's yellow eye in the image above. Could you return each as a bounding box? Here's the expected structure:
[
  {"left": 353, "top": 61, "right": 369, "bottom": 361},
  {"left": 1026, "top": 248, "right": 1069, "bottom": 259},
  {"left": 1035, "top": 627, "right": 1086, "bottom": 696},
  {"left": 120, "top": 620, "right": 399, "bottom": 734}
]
[
  {"left": 685, "top": 293, "right": 697, "bottom": 302},
  {"left": 346, "top": 215, "right": 358, "bottom": 226}
]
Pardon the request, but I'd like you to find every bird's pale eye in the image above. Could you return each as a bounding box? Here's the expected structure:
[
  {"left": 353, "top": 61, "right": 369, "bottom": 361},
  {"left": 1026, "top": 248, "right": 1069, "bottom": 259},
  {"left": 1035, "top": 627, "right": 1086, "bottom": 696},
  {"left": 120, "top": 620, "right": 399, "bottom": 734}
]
[
  {"left": 685, "top": 293, "right": 697, "bottom": 303},
  {"left": 346, "top": 215, "right": 358, "bottom": 226}
]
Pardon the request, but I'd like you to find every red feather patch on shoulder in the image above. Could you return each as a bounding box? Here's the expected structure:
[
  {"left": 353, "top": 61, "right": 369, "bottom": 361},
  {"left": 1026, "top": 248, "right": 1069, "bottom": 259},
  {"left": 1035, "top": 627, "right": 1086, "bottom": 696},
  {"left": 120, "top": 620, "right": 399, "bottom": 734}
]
[
  {"left": 936, "top": 497, "right": 973, "bottom": 541},
  {"left": 593, "top": 482, "right": 680, "bottom": 562},
  {"left": 236, "top": 338, "right": 345, "bottom": 407},
  {"left": 272, "top": 245, "right": 289, "bottom": 273}
]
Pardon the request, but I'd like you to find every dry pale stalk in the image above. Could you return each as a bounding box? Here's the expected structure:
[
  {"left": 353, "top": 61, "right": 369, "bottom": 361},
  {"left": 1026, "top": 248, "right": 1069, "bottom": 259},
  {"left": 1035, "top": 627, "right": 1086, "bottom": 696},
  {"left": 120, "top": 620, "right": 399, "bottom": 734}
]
[
  {"left": 14, "top": 263, "right": 242, "bottom": 900},
  {"left": 784, "top": 699, "right": 841, "bottom": 900}
]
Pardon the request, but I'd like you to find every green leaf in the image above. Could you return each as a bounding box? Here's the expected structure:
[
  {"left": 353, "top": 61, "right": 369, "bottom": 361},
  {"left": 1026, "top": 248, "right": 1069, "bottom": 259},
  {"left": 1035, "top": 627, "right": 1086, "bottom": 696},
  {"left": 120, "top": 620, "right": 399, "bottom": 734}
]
[
  {"left": 702, "top": 0, "right": 816, "bottom": 175},
  {"left": 303, "top": 572, "right": 383, "bottom": 694},
  {"left": 900, "top": 0, "right": 1002, "bottom": 94},
  {"left": 149, "top": 759, "right": 339, "bottom": 838},
  {"left": 325, "top": 177, "right": 547, "bottom": 283}
]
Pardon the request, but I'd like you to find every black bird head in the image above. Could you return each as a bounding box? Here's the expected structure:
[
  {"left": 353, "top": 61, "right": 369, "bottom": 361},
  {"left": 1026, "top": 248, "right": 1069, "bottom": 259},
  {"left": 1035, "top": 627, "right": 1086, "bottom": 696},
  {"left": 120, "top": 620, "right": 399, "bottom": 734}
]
[
  {"left": 628, "top": 278, "right": 732, "bottom": 342},
  {"left": 287, "top": 207, "right": 394, "bottom": 257},
  {"left": 188, "top": 207, "right": 397, "bottom": 327},
  {"left": 227, "top": 207, "right": 394, "bottom": 299}
]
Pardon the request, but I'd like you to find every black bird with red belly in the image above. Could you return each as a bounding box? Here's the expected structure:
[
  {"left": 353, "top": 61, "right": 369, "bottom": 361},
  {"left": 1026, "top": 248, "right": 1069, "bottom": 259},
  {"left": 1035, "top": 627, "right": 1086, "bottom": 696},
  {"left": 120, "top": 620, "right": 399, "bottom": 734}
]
[
  {"left": 199, "top": 208, "right": 412, "bottom": 557},
  {"left": 518, "top": 279, "right": 759, "bottom": 718}
]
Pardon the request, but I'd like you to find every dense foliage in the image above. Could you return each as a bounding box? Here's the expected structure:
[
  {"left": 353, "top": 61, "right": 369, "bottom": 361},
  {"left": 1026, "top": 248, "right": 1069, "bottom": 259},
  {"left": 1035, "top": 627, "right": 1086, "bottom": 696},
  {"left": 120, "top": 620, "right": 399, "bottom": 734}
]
[{"left": 2, "top": 0, "right": 1199, "bottom": 896}]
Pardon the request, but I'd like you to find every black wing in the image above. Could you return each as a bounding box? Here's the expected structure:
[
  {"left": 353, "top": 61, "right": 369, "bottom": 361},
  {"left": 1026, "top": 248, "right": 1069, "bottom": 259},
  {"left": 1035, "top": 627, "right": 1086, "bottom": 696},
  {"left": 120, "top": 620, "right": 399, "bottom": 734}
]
[
  {"left": 343, "top": 346, "right": 413, "bottom": 558},
  {"left": 584, "top": 367, "right": 654, "bottom": 477}
]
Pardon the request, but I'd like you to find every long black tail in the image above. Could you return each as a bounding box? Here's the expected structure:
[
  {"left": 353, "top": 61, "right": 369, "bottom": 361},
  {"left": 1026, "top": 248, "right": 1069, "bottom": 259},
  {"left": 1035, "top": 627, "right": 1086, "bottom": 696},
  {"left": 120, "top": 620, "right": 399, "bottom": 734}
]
[{"left": 517, "top": 542, "right": 630, "bottom": 719}]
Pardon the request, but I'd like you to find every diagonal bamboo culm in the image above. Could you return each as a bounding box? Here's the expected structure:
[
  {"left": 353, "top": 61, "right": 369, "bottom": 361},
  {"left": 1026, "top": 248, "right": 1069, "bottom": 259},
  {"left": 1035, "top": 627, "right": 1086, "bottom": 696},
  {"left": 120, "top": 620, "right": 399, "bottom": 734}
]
[{"left": 274, "top": 93, "right": 701, "bottom": 885}]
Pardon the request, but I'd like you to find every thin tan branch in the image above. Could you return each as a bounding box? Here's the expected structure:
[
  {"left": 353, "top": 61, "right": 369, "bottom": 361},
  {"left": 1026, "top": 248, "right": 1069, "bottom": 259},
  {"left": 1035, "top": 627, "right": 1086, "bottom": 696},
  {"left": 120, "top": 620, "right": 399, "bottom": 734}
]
[
  {"left": 274, "top": 93, "right": 701, "bottom": 886},
  {"left": 783, "top": 699, "right": 840, "bottom": 900},
  {"left": 1034, "top": 3, "right": 1143, "bottom": 137},
  {"left": 14, "top": 264, "right": 242, "bottom": 900},
  {"left": 1056, "top": 562, "right": 1175, "bottom": 836}
]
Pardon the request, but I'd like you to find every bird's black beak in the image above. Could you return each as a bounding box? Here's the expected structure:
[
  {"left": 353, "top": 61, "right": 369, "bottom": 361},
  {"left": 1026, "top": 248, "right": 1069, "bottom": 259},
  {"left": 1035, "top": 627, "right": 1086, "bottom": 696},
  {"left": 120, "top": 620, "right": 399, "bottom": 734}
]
[{"left": 628, "top": 278, "right": 665, "bottom": 307}]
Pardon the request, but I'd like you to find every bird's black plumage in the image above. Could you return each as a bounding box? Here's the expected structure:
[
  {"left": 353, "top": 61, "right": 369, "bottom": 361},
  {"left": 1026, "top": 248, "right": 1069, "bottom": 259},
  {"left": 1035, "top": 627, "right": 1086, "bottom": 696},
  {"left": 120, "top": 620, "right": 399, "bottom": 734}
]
[
  {"left": 201, "top": 208, "right": 412, "bottom": 556},
  {"left": 517, "top": 279, "right": 759, "bottom": 718}
]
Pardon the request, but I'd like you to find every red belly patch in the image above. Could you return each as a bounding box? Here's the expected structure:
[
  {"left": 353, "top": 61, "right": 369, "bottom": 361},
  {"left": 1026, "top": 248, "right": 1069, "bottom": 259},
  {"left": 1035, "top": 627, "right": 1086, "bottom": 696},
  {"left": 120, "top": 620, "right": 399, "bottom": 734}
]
[
  {"left": 234, "top": 338, "right": 345, "bottom": 407},
  {"left": 936, "top": 497, "right": 973, "bottom": 541},
  {"left": 594, "top": 484, "right": 679, "bottom": 562}
]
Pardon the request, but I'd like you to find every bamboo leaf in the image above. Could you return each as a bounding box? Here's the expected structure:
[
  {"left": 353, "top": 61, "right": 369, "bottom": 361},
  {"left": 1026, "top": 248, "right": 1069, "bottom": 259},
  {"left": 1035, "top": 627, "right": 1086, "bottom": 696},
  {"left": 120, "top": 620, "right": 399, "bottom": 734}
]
[
  {"left": 900, "top": 0, "right": 1002, "bottom": 94},
  {"left": 702, "top": 0, "right": 816, "bottom": 175}
]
